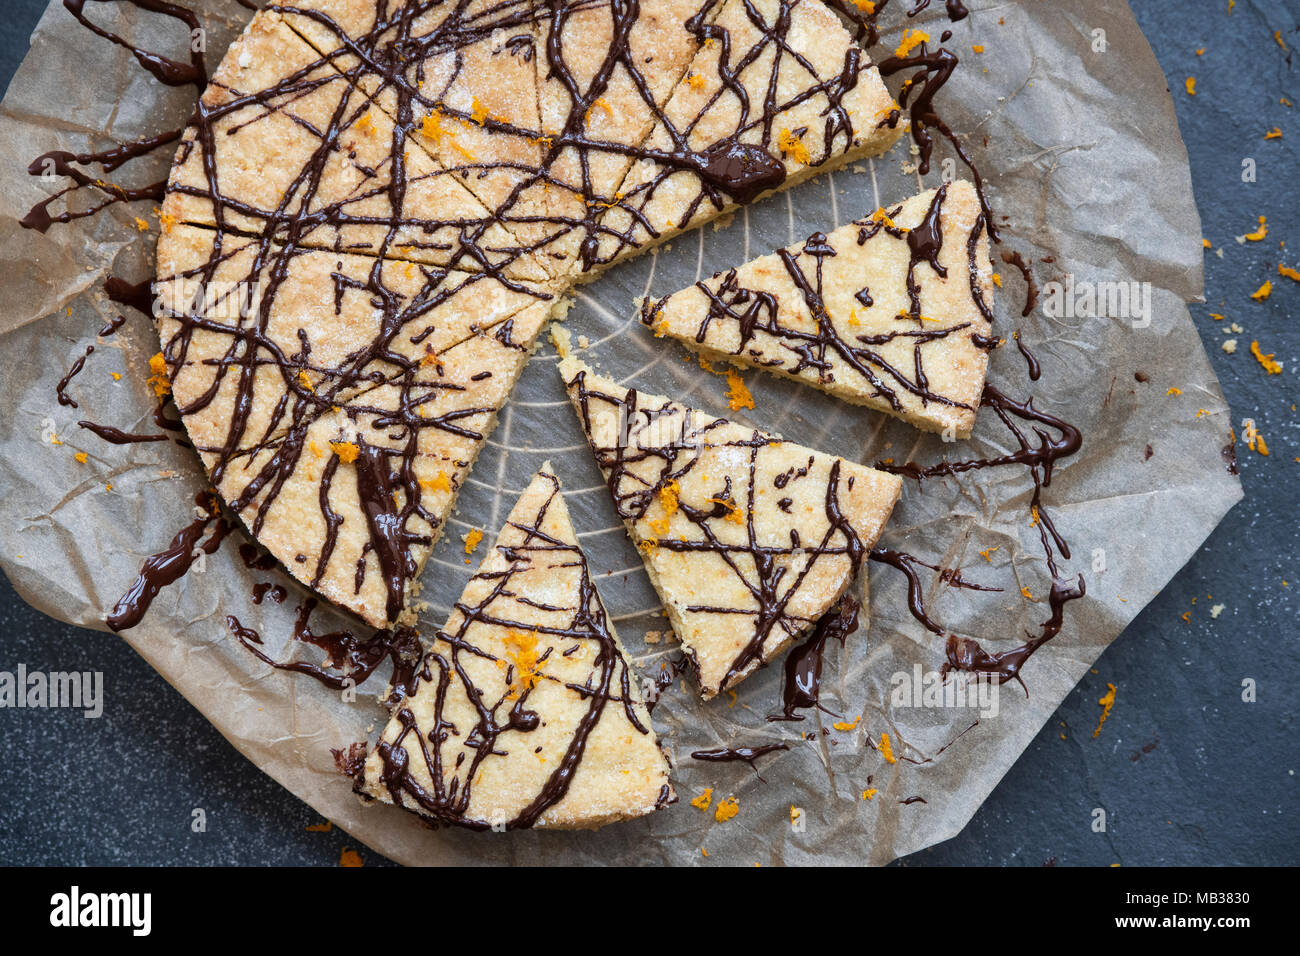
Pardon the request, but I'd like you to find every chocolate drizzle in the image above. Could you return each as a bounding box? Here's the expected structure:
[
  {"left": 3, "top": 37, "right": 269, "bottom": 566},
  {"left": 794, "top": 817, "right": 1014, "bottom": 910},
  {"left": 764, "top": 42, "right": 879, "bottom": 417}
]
[
  {"left": 876, "top": 38, "right": 999, "bottom": 242},
  {"left": 106, "top": 492, "right": 232, "bottom": 631},
  {"left": 690, "top": 742, "right": 789, "bottom": 776},
  {"left": 229, "top": 597, "right": 421, "bottom": 699},
  {"left": 1001, "top": 249, "right": 1038, "bottom": 317},
  {"left": 769, "top": 596, "right": 858, "bottom": 721},
  {"left": 874, "top": 348, "right": 1086, "bottom": 687},
  {"left": 22, "top": 0, "right": 202, "bottom": 232}
]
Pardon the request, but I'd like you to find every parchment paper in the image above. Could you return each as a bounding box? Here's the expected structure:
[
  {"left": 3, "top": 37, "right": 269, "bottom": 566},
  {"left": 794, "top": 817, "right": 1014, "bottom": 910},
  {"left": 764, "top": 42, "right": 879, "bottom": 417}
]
[{"left": 0, "top": 0, "right": 1242, "bottom": 865}]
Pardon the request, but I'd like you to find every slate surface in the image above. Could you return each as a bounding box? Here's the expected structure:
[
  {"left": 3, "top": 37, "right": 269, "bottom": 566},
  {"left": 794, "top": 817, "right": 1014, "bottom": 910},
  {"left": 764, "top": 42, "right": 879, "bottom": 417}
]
[{"left": 0, "top": 0, "right": 1294, "bottom": 866}]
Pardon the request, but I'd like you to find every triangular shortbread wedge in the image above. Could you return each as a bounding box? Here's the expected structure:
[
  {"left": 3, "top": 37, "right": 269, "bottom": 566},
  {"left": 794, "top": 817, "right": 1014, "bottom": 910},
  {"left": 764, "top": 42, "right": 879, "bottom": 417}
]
[
  {"left": 155, "top": 223, "right": 556, "bottom": 483},
  {"left": 591, "top": 0, "right": 904, "bottom": 267},
  {"left": 641, "top": 181, "right": 995, "bottom": 437},
  {"left": 357, "top": 463, "right": 674, "bottom": 830},
  {"left": 161, "top": 9, "right": 545, "bottom": 282},
  {"left": 559, "top": 357, "right": 901, "bottom": 697}
]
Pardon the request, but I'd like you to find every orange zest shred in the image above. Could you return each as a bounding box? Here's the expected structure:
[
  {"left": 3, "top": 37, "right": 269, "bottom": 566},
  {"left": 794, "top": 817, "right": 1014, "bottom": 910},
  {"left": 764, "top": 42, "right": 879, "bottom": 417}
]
[
  {"left": 1242, "top": 215, "right": 1267, "bottom": 241},
  {"left": 1278, "top": 263, "right": 1300, "bottom": 281},
  {"left": 420, "top": 110, "right": 446, "bottom": 144},
  {"left": 338, "top": 847, "right": 363, "bottom": 867},
  {"left": 861, "top": 788, "right": 878, "bottom": 801},
  {"left": 832, "top": 715, "right": 861, "bottom": 731},
  {"left": 1092, "top": 683, "right": 1116, "bottom": 739},
  {"left": 879, "top": 732, "right": 896, "bottom": 765},
  {"left": 690, "top": 788, "right": 714, "bottom": 811},
  {"left": 502, "top": 629, "right": 542, "bottom": 697},
  {"left": 1167, "top": 386, "right": 1182, "bottom": 396},
  {"left": 420, "top": 470, "right": 451, "bottom": 492},
  {"left": 1251, "top": 280, "right": 1273, "bottom": 300},
  {"left": 647, "top": 479, "right": 680, "bottom": 536},
  {"left": 979, "top": 546, "right": 999, "bottom": 562},
  {"left": 725, "top": 369, "right": 755, "bottom": 410},
  {"left": 870, "top": 206, "right": 898, "bottom": 229},
  {"left": 305, "top": 822, "right": 332, "bottom": 832},
  {"left": 463, "top": 528, "right": 484, "bottom": 555},
  {"left": 74, "top": 452, "right": 88, "bottom": 464},
  {"left": 330, "top": 441, "right": 360, "bottom": 463},
  {"left": 896, "top": 29, "right": 929, "bottom": 58},
  {"left": 146, "top": 352, "right": 171, "bottom": 397},
  {"left": 1242, "top": 418, "right": 1269, "bottom": 456},
  {"left": 714, "top": 795, "right": 740, "bottom": 823},
  {"left": 1265, "top": 127, "right": 1283, "bottom": 139},
  {"left": 777, "top": 127, "right": 810, "bottom": 165},
  {"left": 1184, "top": 77, "right": 1196, "bottom": 96},
  {"left": 1250, "top": 340, "right": 1283, "bottom": 374}
]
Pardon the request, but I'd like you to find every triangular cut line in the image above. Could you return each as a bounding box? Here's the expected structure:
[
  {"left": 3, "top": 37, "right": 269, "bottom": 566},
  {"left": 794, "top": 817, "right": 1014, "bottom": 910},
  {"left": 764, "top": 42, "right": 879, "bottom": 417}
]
[
  {"left": 155, "top": 219, "right": 559, "bottom": 469},
  {"left": 162, "top": 8, "right": 548, "bottom": 283},
  {"left": 357, "top": 463, "right": 674, "bottom": 830},
  {"left": 280, "top": 0, "right": 727, "bottom": 284}
]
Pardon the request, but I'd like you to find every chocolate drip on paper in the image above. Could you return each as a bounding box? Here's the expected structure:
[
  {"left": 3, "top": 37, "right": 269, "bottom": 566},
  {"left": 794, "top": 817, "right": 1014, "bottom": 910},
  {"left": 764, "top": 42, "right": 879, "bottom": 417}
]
[
  {"left": 107, "top": 492, "right": 232, "bottom": 631},
  {"left": 873, "top": 345, "right": 1086, "bottom": 687},
  {"left": 769, "top": 596, "right": 858, "bottom": 721},
  {"left": 229, "top": 597, "right": 421, "bottom": 699}
]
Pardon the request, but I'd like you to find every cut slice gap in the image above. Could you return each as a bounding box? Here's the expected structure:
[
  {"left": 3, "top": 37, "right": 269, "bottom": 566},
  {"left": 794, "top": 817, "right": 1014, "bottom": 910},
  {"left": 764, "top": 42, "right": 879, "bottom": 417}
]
[
  {"left": 559, "top": 355, "right": 901, "bottom": 698},
  {"left": 641, "top": 181, "right": 994, "bottom": 437},
  {"left": 591, "top": 0, "right": 905, "bottom": 268},
  {"left": 163, "top": 8, "right": 546, "bottom": 282},
  {"left": 357, "top": 462, "right": 674, "bottom": 830}
]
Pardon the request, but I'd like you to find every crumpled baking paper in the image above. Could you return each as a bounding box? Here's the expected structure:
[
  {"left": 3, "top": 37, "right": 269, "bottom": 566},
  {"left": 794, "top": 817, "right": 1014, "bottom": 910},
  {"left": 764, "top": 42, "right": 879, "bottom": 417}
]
[{"left": 0, "top": 0, "right": 1241, "bottom": 865}]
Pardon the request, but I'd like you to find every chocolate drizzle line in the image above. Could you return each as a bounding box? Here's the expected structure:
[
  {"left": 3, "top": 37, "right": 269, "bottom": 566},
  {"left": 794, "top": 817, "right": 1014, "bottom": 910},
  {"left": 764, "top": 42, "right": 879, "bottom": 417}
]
[
  {"left": 874, "top": 346, "right": 1085, "bottom": 687},
  {"left": 229, "top": 597, "right": 421, "bottom": 700},
  {"left": 769, "top": 596, "right": 857, "bottom": 721},
  {"left": 1000, "top": 249, "right": 1038, "bottom": 318},
  {"left": 567, "top": 367, "right": 877, "bottom": 695},
  {"left": 371, "top": 471, "right": 661, "bottom": 829},
  {"left": 690, "top": 742, "right": 789, "bottom": 778},
  {"left": 22, "top": 0, "right": 203, "bottom": 232},
  {"left": 875, "top": 40, "right": 999, "bottom": 242},
  {"left": 106, "top": 492, "right": 232, "bottom": 631}
]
